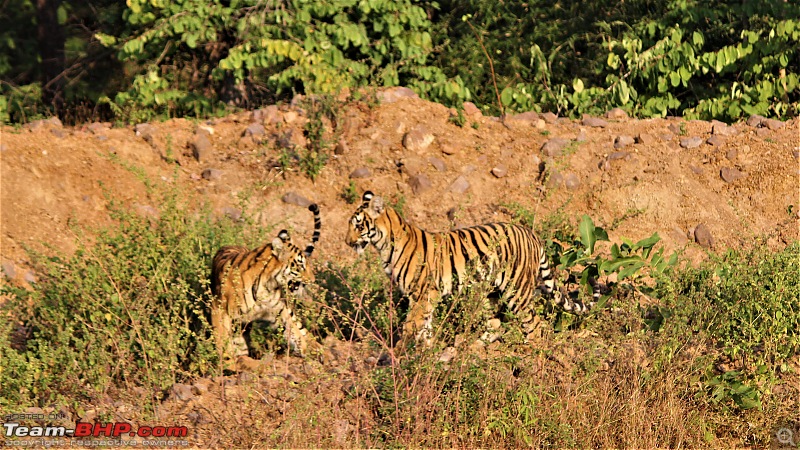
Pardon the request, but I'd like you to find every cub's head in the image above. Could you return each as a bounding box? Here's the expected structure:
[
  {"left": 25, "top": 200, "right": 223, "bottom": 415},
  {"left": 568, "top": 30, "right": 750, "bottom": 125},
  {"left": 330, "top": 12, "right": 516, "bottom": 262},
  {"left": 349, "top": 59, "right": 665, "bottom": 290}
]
[
  {"left": 345, "top": 191, "right": 385, "bottom": 255},
  {"left": 271, "top": 230, "right": 315, "bottom": 292}
]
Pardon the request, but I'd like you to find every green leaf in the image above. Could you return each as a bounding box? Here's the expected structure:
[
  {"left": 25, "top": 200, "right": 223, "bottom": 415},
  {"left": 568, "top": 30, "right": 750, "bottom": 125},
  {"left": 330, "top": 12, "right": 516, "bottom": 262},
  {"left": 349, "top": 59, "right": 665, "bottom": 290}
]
[
  {"left": 579, "top": 215, "right": 596, "bottom": 254},
  {"left": 618, "top": 261, "right": 645, "bottom": 280},
  {"left": 573, "top": 78, "right": 584, "bottom": 93},
  {"left": 669, "top": 71, "right": 680, "bottom": 87},
  {"left": 500, "top": 87, "right": 513, "bottom": 106}
]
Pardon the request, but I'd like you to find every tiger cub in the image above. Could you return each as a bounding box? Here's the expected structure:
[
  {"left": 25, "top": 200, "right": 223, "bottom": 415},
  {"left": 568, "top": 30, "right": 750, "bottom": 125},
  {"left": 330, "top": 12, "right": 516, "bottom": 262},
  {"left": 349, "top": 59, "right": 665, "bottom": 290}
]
[
  {"left": 345, "top": 191, "right": 597, "bottom": 348},
  {"left": 211, "top": 204, "right": 321, "bottom": 365}
]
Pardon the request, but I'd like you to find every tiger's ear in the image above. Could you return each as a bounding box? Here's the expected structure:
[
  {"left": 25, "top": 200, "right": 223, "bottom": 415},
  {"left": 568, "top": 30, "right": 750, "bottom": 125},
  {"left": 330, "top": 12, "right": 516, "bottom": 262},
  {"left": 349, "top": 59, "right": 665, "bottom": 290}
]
[
  {"left": 367, "top": 194, "right": 384, "bottom": 218},
  {"left": 272, "top": 230, "right": 291, "bottom": 261}
]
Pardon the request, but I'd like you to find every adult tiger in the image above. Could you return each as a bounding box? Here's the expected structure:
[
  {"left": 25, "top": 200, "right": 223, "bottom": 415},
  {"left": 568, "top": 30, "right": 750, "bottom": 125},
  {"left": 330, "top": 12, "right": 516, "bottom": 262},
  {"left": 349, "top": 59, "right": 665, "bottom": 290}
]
[
  {"left": 345, "top": 191, "right": 597, "bottom": 348},
  {"left": 211, "top": 204, "right": 321, "bottom": 366}
]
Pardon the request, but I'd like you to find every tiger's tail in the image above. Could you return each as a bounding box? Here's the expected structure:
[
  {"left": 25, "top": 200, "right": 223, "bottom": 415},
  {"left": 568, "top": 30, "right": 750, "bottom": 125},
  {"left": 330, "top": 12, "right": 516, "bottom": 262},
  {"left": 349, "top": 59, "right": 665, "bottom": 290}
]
[
  {"left": 304, "top": 204, "right": 322, "bottom": 257},
  {"left": 538, "top": 248, "right": 600, "bottom": 315}
]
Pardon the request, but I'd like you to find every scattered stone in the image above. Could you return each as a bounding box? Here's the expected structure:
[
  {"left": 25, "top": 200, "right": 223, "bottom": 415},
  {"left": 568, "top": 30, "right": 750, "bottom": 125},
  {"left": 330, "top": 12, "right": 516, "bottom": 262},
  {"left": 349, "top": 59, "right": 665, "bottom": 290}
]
[
  {"left": 689, "top": 165, "right": 703, "bottom": 175},
  {"left": 243, "top": 123, "right": 266, "bottom": 137},
  {"left": 608, "top": 151, "right": 631, "bottom": 161},
  {"left": 793, "top": 150, "right": 800, "bottom": 160},
  {"left": 614, "top": 135, "right": 635, "bottom": 149},
  {"left": 191, "top": 132, "right": 212, "bottom": 162},
  {"left": 693, "top": 224, "right": 714, "bottom": 248},
  {"left": 541, "top": 112, "right": 558, "bottom": 124},
  {"left": 605, "top": 108, "right": 628, "bottom": 119},
  {"left": 720, "top": 167, "right": 745, "bottom": 183},
  {"left": 669, "top": 227, "right": 688, "bottom": 246},
  {"left": 726, "top": 148, "right": 738, "bottom": 161},
  {"left": 2, "top": 261, "right": 16, "bottom": 279},
  {"left": 134, "top": 204, "right": 159, "bottom": 219},
  {"left": 87, "top": 122, "right": 110, "bottom": 134},
  {"left": 252, "top": 105, "right": 281, "bottom": 124},
  {"left": 546, "top": 170, "right": 564, "bottom": 189},
  {"left": 96, "top": 135, "right": 108, "bottom": 141},
  {"left": 169, "top": 384, "right": 195, "bottom": 402},
  {"left": 276, "top": 128, "right": 307, "bottom": 149},
  {"left": 711, "top": 121, "right": 739, "bottom": 136},
  {"left": 281, "top": 192, "right": 313, "bottom": 207},
  {"left": 449, "top": 175, "right": 470, "bottom": 194},
  {"left": 283, "top": 110, "right": 299, "bottom": 124},
  {"left": 746, "top": 114, "right": 766, "bottom": 127},
  {"left": 407, "top": 173, "right": 432, "bottom": 195},
  {"left": 491, "top": 164, "right": 508, "bottom": 178},
  {"left": 378, "top": 87, "right": 419, "bottom": 103},
  {"left": 462, "top": 164, "right": 477, "bottom": 174},
  {"left": 667, "top": 123, "right": 684, "bottom": 135},
  {"left": 438, "top": 347, "right": 457, "bottom": 363},
  {"left": 402, "top": 126, "right": 435, "bottom": 152},
  {"left": 564, "top": 173, "right": 580, "bottom": 190},
  {"left": 541, "top": 138, "right": 570, "bottom": 157},
  {"left": 762, "top": 118, "right": 785, "bottom": 130},
  {"left": 462, "top": 102, "right": 481, "bottom": 117},
  {"left": 0, "top": 144, "right": 6, "bottom": 152},
  {"left": 755, "top": 127, "right": 772, "bottom": 138},
  {"left": 50, "top": 129, "right": 67, "bottom": 138},
  {"left": 135, "top": 123, "right": 156, "bottom": 144},
  {"left": 201, "top": 168, "right": 223, "bottom": 181},
  {"left": 221, "top": 207, "right": 242, "bottom": 221},
  {"left": 706, "top": 135, "right": 726, "bottom": 147},
  {"left": 441, "top": 142, "right": 458, "bottom": 155},
  {"left": 581, "top": 116, "right": 608, "bottom": 128},
  {"left": 335, "top": 140, "right": 349, "bottom": 155},
  {"left": 508, "top": 111, "right": 540, "bottom": 123},
  {"left": 428, "top": 157, "right": 446, "bottom": 172},
  {"left": 349, "top": 167, "right": 371, "bottom": 179},
  {"left": 23, "top": 271, "right": 37, "bottom": 284},
  {"left": 635, "top": 133, "right": 657, "bottom": 145},
  {"left": 659, "top": 133, "right": 675, "bottom": 142},
  {"left": 679, "top": 137, "right": 704, "bottom": 149}
]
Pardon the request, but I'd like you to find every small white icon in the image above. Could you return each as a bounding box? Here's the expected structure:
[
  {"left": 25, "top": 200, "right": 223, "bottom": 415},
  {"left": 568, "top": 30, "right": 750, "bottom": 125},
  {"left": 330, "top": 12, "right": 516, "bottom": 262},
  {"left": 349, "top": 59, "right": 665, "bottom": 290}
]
[{"left": 776, "top": 428, "right": 796, "bottom": 447}]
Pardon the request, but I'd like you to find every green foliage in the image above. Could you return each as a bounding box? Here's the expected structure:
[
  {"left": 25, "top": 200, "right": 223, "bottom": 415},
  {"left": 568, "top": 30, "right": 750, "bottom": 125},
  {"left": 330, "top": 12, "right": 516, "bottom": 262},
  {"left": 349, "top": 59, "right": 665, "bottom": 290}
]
[
  {"left": 0, "top": 173, "right": 270, "bottom": 411},
  {"left": 342, "top": 181, "right": 359, "bottom": 204}
]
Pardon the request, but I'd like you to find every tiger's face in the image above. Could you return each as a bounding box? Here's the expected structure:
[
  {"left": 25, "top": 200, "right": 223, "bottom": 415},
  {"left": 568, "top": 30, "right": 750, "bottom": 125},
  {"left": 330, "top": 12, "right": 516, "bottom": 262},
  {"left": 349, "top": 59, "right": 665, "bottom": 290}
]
[
  {"left": 346, "top": 191, "right": 384, "bottom": 255},
  {"left": 272, "top": 231, "right": 315, "bottom": 293}
]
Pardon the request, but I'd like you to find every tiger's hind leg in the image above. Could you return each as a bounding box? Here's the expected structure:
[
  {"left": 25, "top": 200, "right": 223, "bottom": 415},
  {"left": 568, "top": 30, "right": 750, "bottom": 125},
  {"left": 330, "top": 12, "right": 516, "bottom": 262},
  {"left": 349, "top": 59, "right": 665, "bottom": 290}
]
[{"left": 399, "top": 290, "right": 437, "bottom": 350}]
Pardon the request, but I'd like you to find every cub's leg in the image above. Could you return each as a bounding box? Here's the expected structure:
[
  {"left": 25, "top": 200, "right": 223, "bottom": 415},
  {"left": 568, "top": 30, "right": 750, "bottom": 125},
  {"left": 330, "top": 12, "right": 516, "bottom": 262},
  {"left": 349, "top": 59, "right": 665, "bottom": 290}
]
[{"left": 400, "top": 289, "right": 438, "bottom": 349}]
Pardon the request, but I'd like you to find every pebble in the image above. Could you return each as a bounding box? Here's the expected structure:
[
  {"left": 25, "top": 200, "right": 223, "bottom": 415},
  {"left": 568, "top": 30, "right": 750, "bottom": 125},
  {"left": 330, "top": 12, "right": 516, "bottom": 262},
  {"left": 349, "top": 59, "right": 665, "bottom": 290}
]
[
  {"left": 608, "top": 151, "right": 631, "bottom": 161},
  {"left": 134, "top": 123, "right": 156, "bottom": 144},
  {"left": 441, "top": 143, "right": 458, "bottom": 155},
  {"left": 428, "top": 157, "right": 446, "bottom": 172},
  {"left": 581, "top": 117, "right": 608, "bottom": 128},
  {"left": 191, "top": 132, "right": 212, "bottom": 162},
  {"left": 281, "top": 192, "right": 313, "bottom": 207},
  {"left": 449, "top": 175, "right": 470, "bottom": 194},
  {"left": 746, "top": 114, "right": 765, "bottom": 127},
  {"left": 252, "top": 105, "right": 281, "bottom": 124},
  {"left": 201, "top": 168, "right": 223, "bottom": 180},
  {"left": 564, "top": 173, "right": 580, "bottom": 190},
  {"left": 2, "top": 261, "right": 16, "bottom": 279},
  {"left": 679, "top": 137, "right": 704, "bottom": 149},
  {"left": 720, "top": 167, "right": 745, "bottom": 183},
  {"left": 402, "top": 126, "right": 435, "bottom": 152},
  {"left": 541, "top": 138, "right": 571, "bottom": 157},
  {"left": 243, "top": 123, "right": 266, "bottom": 137},
  {"left": 221, "top": 207, "right": 242, "bottom": 221},
  {"left": 636, "top": 133, "right": 657, "bottom": 145},
  {"left": 349, "top": 167, "right": 371, "bottom": 179},
  {"left": 711, "top": 121, "right": 738, "bottom": 136},
  {"left": 463, "top": 102, "right": 481, "bottom": 117},
  {"left": 491, "top": 164, "right": 508, "bottom": 178},
  {"left": 726, "top": 148, "right": 738, "bottom": 161},
  {"left": 169, "top": 384, "right": 195, "bottom": 402},
  {"left": 546, "top": 171, "right": 564, "bottom": 189},
  {"left": 605, "top": 108, "right": 628, "bottom": 119},
  {"left": 335, "top": 140, "right": 349, "bottom": 155},
  {"left": 378, "top": 87, "right": 419, "bottom": 103},
  {"left": 614, "top": 135, "right": 635, "bottom": 149},
  {"left": 693, "top": 224, "right": 714, "bottom": 248},
  {"left": 706, "top": 135, "right": 726, "bottom": 147},
  {"left": 407, "top": 173, "right": 432, "bottom": 195},
  {"left": 541, "top": 112, "right": 558, "bottom": 124},
  {"left": 762, "top": 118, "right": 785, "bottom": 130}
]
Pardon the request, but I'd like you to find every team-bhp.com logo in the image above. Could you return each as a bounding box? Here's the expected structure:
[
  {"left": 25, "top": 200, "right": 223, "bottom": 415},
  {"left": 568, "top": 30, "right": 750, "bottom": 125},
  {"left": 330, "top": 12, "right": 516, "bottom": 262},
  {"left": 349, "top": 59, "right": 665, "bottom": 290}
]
[{"left": 4, "top": 422, "right": 188, "bottom": 438}]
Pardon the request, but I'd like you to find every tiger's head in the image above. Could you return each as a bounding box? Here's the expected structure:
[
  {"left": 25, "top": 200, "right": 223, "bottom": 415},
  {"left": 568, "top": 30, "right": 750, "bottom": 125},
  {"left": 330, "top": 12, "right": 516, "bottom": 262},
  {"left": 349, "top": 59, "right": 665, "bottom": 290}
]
[
  {"left": 274, "top": 202, "right": 321, "bottom": 292},
  {"left": 345, "top": 191, "right": 385, "bottom": 255}
]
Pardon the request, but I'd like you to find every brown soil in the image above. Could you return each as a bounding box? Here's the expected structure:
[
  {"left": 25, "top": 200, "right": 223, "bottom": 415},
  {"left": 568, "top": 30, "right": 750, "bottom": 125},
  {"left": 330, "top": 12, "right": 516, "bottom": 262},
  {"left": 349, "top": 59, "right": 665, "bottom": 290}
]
[{"left": 1, "top": 89, "right": 798, "bottom": 447}]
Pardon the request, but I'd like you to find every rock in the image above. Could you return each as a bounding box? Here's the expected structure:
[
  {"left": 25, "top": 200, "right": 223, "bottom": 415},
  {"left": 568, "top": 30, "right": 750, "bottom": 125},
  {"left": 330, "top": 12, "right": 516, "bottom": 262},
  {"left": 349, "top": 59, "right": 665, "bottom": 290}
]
[
  {"left": 608, "top": 151, "right": 631, "bottom": 161},
  {"left": 669, "top": 227, "right": 688, "bottom": 246},
  {"left": 546, "top": 171, "right": 564, "bottom": 189},
  {"left": 706, "top": 135, "right": 726, "bottom": 146},
  {"left": 509, "top": 111, "right": 540, "bottom": 123},
  {"left": 605, "top": 108, "right": 628, "bottom": 119},
  {"left": 746, "top": 114, "right": 766, "bottom": 127},
  {"left": 87, "top": 122, "right": 111, "bottom": 134},
  {"left": 689, "top": 165, "right": 703, "bottom": 175},
  {"left": 135, "top": 204, "right": 159, "bottom": 219},
  {"left": 541, "top": 112, "right": 558, "bottom": 124},
  {"left": 281, "top": 192, "right": 313, "bottom": 207},
  {"left": 378, "top": 87, "right": 419, "bottom": 103},
  {"left": 191, "top": 132, "right": 212, "bottom": 162},
  {"left": 449, "top": 175, "right": 470, "bottom": 194},
  {"left": 221, "top": 207, "right": 242, "bottom": 221},
  {"left": 711, "top": 121, "right": 738, "bottom": 136},
  {"left": 635, "top": 133, "right": 657, "bottom": 145},
  {"left": 135, "top": 123, "right": 156, "bottom": 144},
  {"left": 755, "top": 127, "right": 772, "bottom": 138},
  {"left": 575, "top": 129, "right": 587, "bottom": 142},
  {"left": 679, "top": 137, "right": 704, "bottom": 149},
  {"left": 793, "top": 150, "right": 800, "bottom": 160},
  {"left": 693, "top": 224, "right": 714, "bottom": 248},
  {"left": 614, "top": 135, "right": 635, "bottom": 149},
  {"left": 762, "top": 118, "right": 785, "bottom": 130},
  {"left": 50, "top": 129, "right": 67, "bottom": 138},
  {"left": 462, "top": 102, "right": 481, "bottom": 117},
  {"left": 335, "top": 140, "right": 349, "bottom": 155},
  {"left": 720, "top": 167, "right": 745, "bottom": 183},
  {"left": 201, "top": 168, "right": 223, "bottom": 181},
  {"left": 2, "top": 261, "right": 16, "bottom": 279},
  {"left": 277, "top": 128, "right": 307, "bottom": 149},
  {"left": 192, "top": 379, "right": 214, "bottom": 395},
  {"left": 428, "top": 157, "right": 446, "bottom": 172},
  {"left": 726, "top": 148, "right": 738, "bottom": 161},
  {"left": 23, "top": 271, "right": 37, "bottom": 284},
  {"left": 283, "top": 110, "right": 299, "bottom": 124},
  {"left": 564, "top": 173, "right": 580, "bottom": 190},
  {"left": 252, "top": 105, "right": 281, "bottom": 124},
  {"left": 491, "top": 164, "right": 508, "bottom": 178},
  {"left": 541, "top": 138, "right": 570, "bottom": 157},
  {"left": 407, "top": 173, "right": 432, "bottom": 195},
  {"left": 169, "top": 384, "right": 195, "bottom": 402},
  {"left": 349, "top": 167, "right": 371, "bottom": 179},
  {"left": 667, "top": 123, "right": 683, "bottom": 135},
  {"left": 581, "top": 117, "right": 608, "bottom": 128},
  {"left": 441, "top": 142, "right": 458, "bottom": 155},
  {"left": 403, "top": 126, "right": 435, "bottom": 152},
  {"left": 243, "top": 123, "right": 266, "bottom": 137}
]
